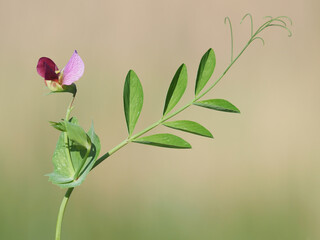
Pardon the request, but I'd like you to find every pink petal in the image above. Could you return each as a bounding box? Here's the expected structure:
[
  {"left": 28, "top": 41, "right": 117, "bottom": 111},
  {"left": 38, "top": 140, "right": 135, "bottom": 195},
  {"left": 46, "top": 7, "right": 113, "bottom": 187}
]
[
  {"left": 61, "top": 50, "right": 85, "bottom": 85},
  {"left": 37, "top": 57, "right": 59, "bottom": 80}
]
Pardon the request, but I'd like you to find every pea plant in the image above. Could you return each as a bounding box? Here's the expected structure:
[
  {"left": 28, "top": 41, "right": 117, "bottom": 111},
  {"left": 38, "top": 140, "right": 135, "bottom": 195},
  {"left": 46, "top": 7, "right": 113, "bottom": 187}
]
[{"left": 37, "top": 14, "right": 292, "bottom": 240}]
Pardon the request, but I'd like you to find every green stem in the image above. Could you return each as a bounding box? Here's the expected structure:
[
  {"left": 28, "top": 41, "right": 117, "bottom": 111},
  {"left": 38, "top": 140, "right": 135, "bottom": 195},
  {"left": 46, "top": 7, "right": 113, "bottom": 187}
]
[
  {"left": 55, "top": 188, "right": 74, "bottom": 240},
  {"left": 55, "top": 97, "right": 75, "bottom": 240},
  {"left": 63, "top": 97, "right": 75, "bottom": 172}
]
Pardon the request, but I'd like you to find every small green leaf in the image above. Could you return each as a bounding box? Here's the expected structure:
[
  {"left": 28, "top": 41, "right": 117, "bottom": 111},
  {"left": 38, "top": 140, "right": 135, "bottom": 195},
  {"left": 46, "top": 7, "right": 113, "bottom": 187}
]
[
  {"left": 46, "top": 172, "right": 74, "bottom": 184},
  {"left": 66, "top": 117, "right": 84, "bottom": 172},
  {"left": 49, "top": 121, "right": 66, "bottom": 132},
  {"left": 163, "top": 64, "right": 188, "bottom": 116},
  {"left": 133, "top": 133, "right": 191, "bottom": 149},
  {"left": 195, "top": 48, "right": 216, "bottom": 96},
  {"left": 193, "top": 99, "right": 240, "bottom": 113},
  {"left": 65, "top": 121, "right": 91, "bottom": 149},
  {"left": 48, "top": 123, "right": 101, "bottom": 188},
  {"left": 58, "top": 123, "right": 101, "bottom": 188},
  {"left": 163, "top": 120, "right": 213, "bottom": 138},
  {"left": 69, "top": 116, "right": 79, "bottom": 125},
  {"left": 69, "top": 142, "right": 87, "bottom": 176},
  {"left": 123, "top": 70, "right": 144, "bottom": 136},
  {"left": 47, "top": 133, "right": 75, "bottom": 184}
]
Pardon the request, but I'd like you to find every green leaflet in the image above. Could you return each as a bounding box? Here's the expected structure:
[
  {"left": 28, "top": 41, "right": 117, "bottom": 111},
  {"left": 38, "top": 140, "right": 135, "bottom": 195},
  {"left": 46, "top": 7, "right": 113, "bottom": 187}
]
[
  {"left": 65, "top": 121, "right": 91, "bottom": 150},
  {"left": 49, "top": 121, "right": 66, "bottom": 132},
  {"left": 58, "top": 123, "right": 101, "bottom": 188},
  {"left": 47, "top": 121, "right": 101, "bottom": 188},
  {"left": 46, "top": 172, "right": 74, "bottom": 184},
  {"left": 123, "top": 70, "right": 144, "bottom": 136},
  {"left": 133, "top": 133, "right": 191, "bottom": 149},
  {"left": 47, "top": 133, "right": 75, "bottom": 183},
  {"left": 163, "top": 120, "right": 213, "bottom": 138},
  {"left": 193, "top": 99, "right": 240, "bottom": 113},
  {"left": 195, "top": 48, "right": 216, "bottom": 96},
  {"left": 163, "top": 64, "right": 188, "bottom": 116}
]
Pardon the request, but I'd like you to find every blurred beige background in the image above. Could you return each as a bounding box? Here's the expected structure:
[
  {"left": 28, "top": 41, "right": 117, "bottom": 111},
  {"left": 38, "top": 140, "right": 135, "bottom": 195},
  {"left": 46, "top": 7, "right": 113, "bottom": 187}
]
[{"left": 0, "top": 0, "right": 319, "bottom": 239}]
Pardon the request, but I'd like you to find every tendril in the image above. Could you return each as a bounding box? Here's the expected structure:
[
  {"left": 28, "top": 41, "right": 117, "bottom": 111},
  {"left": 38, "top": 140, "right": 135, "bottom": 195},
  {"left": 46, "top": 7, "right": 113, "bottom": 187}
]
[
  {"left": 241, "top": 13, "right": 254, "bottom": 36},
  {"left": 277, "top": 16, "right": 293, "bottom": 25},
  {"left": 256, "top": 19, "right": 273, "bottom": 35},
  {"left": 252, "top": 37, "right": 265, "bottom": 46},
  {"left": 255, "top": 16, "right": 293, "bottom": 37},
  {"left": 271, "top": 18, "right": 287, "bottom": 26},
  {"left": 221, "top": 15, "right": 292, "bottom": 65},
  {"left": 268, "top": 24, "right": 292, "bottom": 37},
  {"left": 224, "top": 17, "right": 234, "bottom": 63}
]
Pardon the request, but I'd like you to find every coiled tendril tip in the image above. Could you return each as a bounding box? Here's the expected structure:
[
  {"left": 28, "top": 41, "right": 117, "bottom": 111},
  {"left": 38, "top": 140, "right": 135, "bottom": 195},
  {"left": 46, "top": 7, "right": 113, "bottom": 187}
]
[
  {"left": 224, "top": 16, "right": 234, "bottom": 63},
  {"left": 241, "top": 13, "right": 254, "bottom": 36}
]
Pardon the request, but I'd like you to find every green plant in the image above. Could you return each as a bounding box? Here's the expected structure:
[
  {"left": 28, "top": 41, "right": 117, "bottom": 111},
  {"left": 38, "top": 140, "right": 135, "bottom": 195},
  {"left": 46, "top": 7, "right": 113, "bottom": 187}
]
[{"left": 37, "top": 14, "right": 292, "bottom": 240}]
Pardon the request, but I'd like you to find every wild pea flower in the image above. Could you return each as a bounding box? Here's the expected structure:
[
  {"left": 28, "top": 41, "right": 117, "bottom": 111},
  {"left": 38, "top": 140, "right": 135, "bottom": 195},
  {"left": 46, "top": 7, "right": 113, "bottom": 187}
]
[{"left": 37, "top": 50, "right": 84, "bottom": 94}]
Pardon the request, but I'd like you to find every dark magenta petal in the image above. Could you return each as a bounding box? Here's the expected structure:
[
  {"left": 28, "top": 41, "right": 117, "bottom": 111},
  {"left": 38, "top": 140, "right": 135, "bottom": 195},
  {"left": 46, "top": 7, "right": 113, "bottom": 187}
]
[
  {"left": 37, "top": 57, "right": 59, "bottom": 80},
  {"left": 44, "top": 62, "right": 59, "bottom": 80}
]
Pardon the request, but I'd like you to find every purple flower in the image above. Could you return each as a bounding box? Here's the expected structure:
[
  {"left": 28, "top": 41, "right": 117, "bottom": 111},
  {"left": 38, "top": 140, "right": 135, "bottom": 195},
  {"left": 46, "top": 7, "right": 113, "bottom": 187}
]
[{"left": 37, "top": 50, "right": 84, "bottom": 93}]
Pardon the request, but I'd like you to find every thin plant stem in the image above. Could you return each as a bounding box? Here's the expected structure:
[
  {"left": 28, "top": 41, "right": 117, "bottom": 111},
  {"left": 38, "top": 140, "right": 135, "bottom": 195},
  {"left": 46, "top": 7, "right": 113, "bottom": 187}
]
[
  {"left": 63, "top": 97, "right": 75, "bottom": 172},
  {"left": 55, "top": 188, "right": 74, "bottom": 240},
  {"left": 55, "top": 97, "right": 75, "bottom": 240}
]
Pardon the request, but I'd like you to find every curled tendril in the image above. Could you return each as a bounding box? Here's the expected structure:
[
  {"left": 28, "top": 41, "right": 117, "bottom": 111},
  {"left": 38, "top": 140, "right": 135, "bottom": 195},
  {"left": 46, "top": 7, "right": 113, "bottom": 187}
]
[
  {"left": 272, "top": 18, "right": 287, "bottom": 26},
  {"left": 256, "top": 16, "right": 293, "bottom": 37},
  {"left": 224, "top": 17, "right": 234, "bottom": 63},
  {"left": 222, "top": 15, "right": 292, "bottom": 64},
  {"left": 268, "top": 24, "right": 292, "bottom": 37},
  {"left": 241, "top": 13, "right": 254, "bottom": 36},
  {"left": 252, "top": 37, "right": 265, "bottom": 46},
  {"left": 277, "top": 16, "right": 293, "bottom": 25}
]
